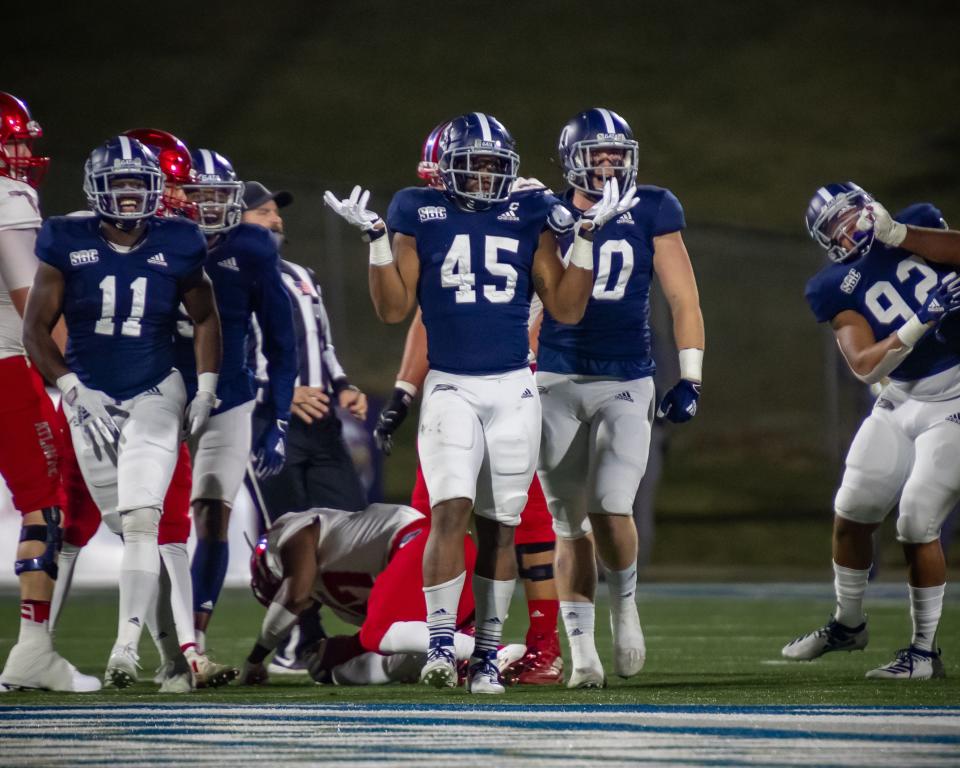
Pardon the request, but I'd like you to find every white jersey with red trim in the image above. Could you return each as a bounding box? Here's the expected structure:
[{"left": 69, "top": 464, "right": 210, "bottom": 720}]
[
  {"left": 0, "top": 177, "right": 42, "bottom": 360},
  {"left": 268, "top": 503, "right": 425, "bottom": 625}
]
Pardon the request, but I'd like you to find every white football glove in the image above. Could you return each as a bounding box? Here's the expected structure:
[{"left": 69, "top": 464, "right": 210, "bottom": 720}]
[
  {"left": 57, "top": 372, "right": 120, "bottom": 454},
  {"left": 582, "top": 178, "right": 639, "bottom": 230},
  {"left": 185, "top": 372, "right": 220, "bottom": 437},
  {"left": 856, "top": 201, "right": 907, "bottom": 247},
  {"left": 511, "top": 176, "right": 552, "bottom": 193},
  {"left": 323, "top": 185, "right": 383, "bottom": 235}
]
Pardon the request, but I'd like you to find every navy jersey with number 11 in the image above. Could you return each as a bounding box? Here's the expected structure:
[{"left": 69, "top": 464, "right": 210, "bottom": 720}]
[
  {"left": 387, "top": 187, "right": 564, "bottom": 375},
  {"left": 37, "top": 215, "right": 206, "bottom": 400}
]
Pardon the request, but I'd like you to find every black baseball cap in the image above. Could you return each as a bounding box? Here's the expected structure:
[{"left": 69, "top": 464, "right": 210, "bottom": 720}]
[{"left": 242, "top": 181, "right": 293, "bottom": 210}]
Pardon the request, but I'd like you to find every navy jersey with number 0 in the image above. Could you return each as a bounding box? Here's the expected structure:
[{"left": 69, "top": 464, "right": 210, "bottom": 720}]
[
  {"left": 805, "top": 202, "right": 960, "bottom": 382},
  {"left": 175, "top": 223, "right": 297, "bottom": 418},
  {"left": 37, "top": 215, "right": 205, "bottom": 400},
  {"left": 538, "top": 185, "right": 685, "bottom": 379},
  {"left": 387, "top": 187, "right": 565, "bottom": 375}
]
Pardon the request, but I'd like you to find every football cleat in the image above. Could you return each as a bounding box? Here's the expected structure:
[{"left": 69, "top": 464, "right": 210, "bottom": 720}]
[
  {"left": 185, "top": 648, "right": 238, "bottom": 688},
  {"left": 611, "top": 604, "right": 646, "bottom": 678},
  {"left": 104, "top": 643, "right": 140, "bottom": 689},
  {"left": 267, "top": 653, "right": 311, "bottom": 676},
  {"left": 503, "top": 638, "right": 564, "bottom": 686},
  {"left": 466, "top": 650, "right": 506, "bottom": 695},
  {"left": 159, "top": 671, "right": 193, "bottom": 694},
  {"left": 782, "top": 617, "right": 868, "bottom": 660},
  {"left": 566, "top": 661, "right": 606, "bottom": 689},
  {"left": 866, "top": 646, "right": 946, "bottom": 680},
  {"left": 420, "top": 644, "right": 458, "bottom": 689},
  {"left": 153, "top": 659, "right": 175, "bottom": 685},
  {"left": 0, "top": 641, "right": 101, "bottom": 693}
]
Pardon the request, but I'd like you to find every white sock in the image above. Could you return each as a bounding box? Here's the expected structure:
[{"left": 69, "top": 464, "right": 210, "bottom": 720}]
[
  {"left": 605, "top": 561, "right": 642, "bottom": 641},
  {"left": 473, "top": 575, "right": 516, "bottom": 657},
  {"left": 17, "top": 604, "right": 52, "bottom": 648},
  {"left": 560, "top": 600, "right": 599, "bottom": 668},
  {"left": 50, "top": 542, "right": 81, "bottom": 633},
  {"left": 423, "top": 571, "right": 465, "bottom": 652},
  {"left": 160, "top": 543, "right": 197, "bottom": 650},
  {"left": 833, "top": 561, "right": 870, "bottom": 627},
  {"left": 332, "top": 652, "right": 392, "bottom": 685},
  {"left": 117, "top": 507, "right": 161, "bottom": 648},
  {"left": 195, "top": 629, "right": 207, "bottom": 654},
  {"left": 910, "top": 583, "right": 945, "bottom": 652},
  {"left": 377, "top": 621, "right": 478, "bottom": 658},
  {"left": 145, "top": 561, "right": 181, "bottom": 666}
]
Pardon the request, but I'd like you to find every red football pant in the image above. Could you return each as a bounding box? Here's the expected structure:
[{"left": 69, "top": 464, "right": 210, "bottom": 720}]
[
  {"left": 0, "top": 356, "right": 64, "bottom": 514},
  {"left": 358, "top": 521, "right": 476, "bottom": 653}
]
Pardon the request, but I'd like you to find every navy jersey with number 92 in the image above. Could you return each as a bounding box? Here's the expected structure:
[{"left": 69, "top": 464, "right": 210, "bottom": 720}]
[{"left": 36, "top": 215, "right": 206, "bottom": 400}]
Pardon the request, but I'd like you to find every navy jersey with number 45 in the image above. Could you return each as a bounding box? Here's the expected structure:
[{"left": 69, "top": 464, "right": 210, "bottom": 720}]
[
  {"left": 805, "top": 203, "right": 960, "bottom": 382},
  {"left": 37, "top": 215, "right": 206, "bottom": 400},
  {"left": 387, "top": 186, "right": 565, "bottom": 375},
  {"left": 538, "top": 185, "right": 685, "bottom": 380},
  {"left": 175, "top": 222, "right": 297, "bottom": 418}
]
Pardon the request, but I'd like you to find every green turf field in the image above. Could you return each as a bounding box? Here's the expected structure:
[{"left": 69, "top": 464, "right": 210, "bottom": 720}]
[{"left": 1, "top": 586, "right": 956, "bottom": 706}]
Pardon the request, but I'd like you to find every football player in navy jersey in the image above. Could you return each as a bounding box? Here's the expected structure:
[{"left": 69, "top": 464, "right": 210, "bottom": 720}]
[
  {"left": 179, "top": 149, "right": 297, "bottom": 653},
  {"left": 782, "top": 183, "right": 960, "bottom": 680},
  {"left": 535, "top": 108, "right": 705, "bottom": 688},
  {"left": 22, "top": 136, "right": 222, "bottom": 688},
  {"left": 325, "top": 111, "right": 637, "bottom": 694}
]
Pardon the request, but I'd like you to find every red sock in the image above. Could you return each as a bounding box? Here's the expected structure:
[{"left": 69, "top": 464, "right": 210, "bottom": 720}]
[
  {"left": 21, "top": 599, "right": 51, "bottom": 625},
  {"left": 525, "top": 599, "right": 559, "bottom": 648}
]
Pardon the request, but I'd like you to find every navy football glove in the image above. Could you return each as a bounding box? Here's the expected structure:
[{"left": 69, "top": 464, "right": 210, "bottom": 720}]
[
  {"left": 917, "top": 271, "right": 960, "bottom": 324},
  {"left": 253, "top": 419, "right": 288, "bottom": 479},
  {"left": 374, "top": 386, "right": 414, "bottom": 456},
  {"left": 656, "top": 380, "right": 701, "bottom": 424}
]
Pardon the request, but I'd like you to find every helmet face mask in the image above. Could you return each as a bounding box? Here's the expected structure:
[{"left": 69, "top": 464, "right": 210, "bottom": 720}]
[
  {"left": 806, "top": 183, "right": 875, "bottom": 263},
  {"left": 182, "top": 149, "right": 244, "bottom": 234},
  {"left": 249, "top": 534, "right": 281, "bottom": 607},
  {"left": 438, "top": 113, "right": 519, "bottom": 210},
  {"left": 83, "top": 137, "right": 164, "bottom": 228},
  {"left": 0, "top": 92, "right": 50, "bottom": 188},
  {"left": 559, "top": 108, "right": 638, "bottom": 199}
]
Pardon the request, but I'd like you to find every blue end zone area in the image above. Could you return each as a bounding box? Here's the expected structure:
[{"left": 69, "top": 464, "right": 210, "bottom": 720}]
[{"left": 1, "top": 704, "right": 957, "bottom": 766}]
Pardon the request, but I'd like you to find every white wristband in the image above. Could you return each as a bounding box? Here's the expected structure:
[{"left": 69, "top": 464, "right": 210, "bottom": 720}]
[
  {"left": 679, "top": 348, "right": 703, "bottom": 383},
  {"left": 56, "top": 372, "right": 80, "bottom": 395},
  {"left": 395, "top": 380, "right": 418, "bottom": 398},
  {"left": 569, "top": 232, "right": 594, "bottom": 270},
  {"left": 368, "top": 235, "right": 394, "bottom": 267},
  {"left": 896, "top": 314, "right": 927, "bottom": 347},
  {"left": 198, "top": 371, "right": 219, "bottom": 395}
]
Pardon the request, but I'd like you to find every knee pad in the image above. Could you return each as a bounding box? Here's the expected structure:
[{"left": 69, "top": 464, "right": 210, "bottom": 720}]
[
  {"left": 120, "top": 506, "right": 161, "bottom": 541},
  {"left": 896, "top": 484, "right": 952, "bottom": 544},
  {"left": 834, "top": 476, "right": 894, "bottom": 525},
  {"left": 515, "top": 541, "right": 555, "bottom": 582},
  {"left": 14, "top": 507, "right": 62, "bottom": 579},
  {"left": 551, "top": 513, "right": 592, "bottom": 540}
]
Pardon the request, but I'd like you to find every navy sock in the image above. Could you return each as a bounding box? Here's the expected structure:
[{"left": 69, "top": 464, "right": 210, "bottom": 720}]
[{"left": 191, "top": 538, "right": 229, "bottom": 614}]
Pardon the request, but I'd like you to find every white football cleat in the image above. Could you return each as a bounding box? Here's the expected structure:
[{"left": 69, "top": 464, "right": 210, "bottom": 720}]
[
  {"left": 782, "top": 617, "right": 868, "bottom": 661},
  {"left": 185, "top": 648, "right": 238, "bottom": 688},
  {"left": 159, "top": 672, "right": 194, "bottom": 693},
  {"left": 610, "top": 603, "right": 646, "bottom": 678},
  {"left": 420, "top": 644, "right": 457, "bottom": 689},
  {"left": 1, "top": 641, "right": 101, "bottom": 693},
  {"left": 466, "top": 651, "right": 505, "bottom": 695},
  {"left": 104, "top": 643, "right": 140, "bottom": 689},
  {"left": 153, "top": 659, "right": 175, "bottom": 685},
  {"left": 567, "top": 662, "right": 606, "bottom": 689},
  {"left": 866, "top": 646, "right": 945, "bottom": 680},
  {"left": 495, "top": 644, "right": 527, "bottom": 674}
]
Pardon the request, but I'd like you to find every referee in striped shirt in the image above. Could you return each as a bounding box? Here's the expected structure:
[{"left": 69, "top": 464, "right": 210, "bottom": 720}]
[{"left": 242, "top": 182, "right": 368, "bottom": 519}]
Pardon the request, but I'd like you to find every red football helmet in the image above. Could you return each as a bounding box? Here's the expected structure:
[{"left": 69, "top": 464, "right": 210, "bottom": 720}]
[
  {"left": 250, "top": 534, "right": 281, "bottom": 607},
  {"left": 0, "top": 92, "right": 50, "bottom": 188},
  {"left": 121, "top": 127, "right": 197, "bottom": 219},
  {"left": 417, "top": 120, "right": 450, "bottom": 189}
]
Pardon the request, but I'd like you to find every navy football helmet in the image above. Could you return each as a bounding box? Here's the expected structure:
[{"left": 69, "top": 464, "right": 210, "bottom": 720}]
[
  {"left": 558, "top": 108, "right": 639, "bottom": 199},
  {"left": 182, "top": 148, "right": 244, "bottom": 234},
  {"left": 438, "top": 112, "right": 519, "bottom": 209},
  {"left": 805, "top": 182, "right": 875, "bottom": 263},
  {"left": 83, "top": 136, "right": 164, "bottom": 227}
]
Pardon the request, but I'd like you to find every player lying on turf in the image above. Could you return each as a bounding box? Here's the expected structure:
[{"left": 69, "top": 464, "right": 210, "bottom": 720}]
[
  {"left": 783, "top": 184, "right": 960, "bottom": 679},
  {"left": 240, "top": 503, "right": 524, "bottom": 685}
]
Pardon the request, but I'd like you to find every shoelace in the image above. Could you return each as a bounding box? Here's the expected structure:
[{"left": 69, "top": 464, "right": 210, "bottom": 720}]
[{"left": 427, "top": 645, "right": 456, "bottom": 666}]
